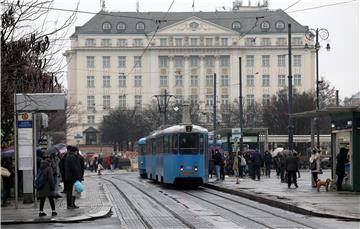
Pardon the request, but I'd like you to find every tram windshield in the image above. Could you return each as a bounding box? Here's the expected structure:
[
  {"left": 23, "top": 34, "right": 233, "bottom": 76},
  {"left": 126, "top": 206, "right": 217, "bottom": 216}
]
[{"left": 178, "top": 133, "right": 203, "bottom": 154}]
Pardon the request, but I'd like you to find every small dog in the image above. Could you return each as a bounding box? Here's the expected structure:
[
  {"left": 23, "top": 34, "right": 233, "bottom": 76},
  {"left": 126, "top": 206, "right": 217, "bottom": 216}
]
[
  {"left": 317, "top": 178, "right": 331, "bottom": 192},
  {"left": 327, "top": 179, "right": 336, "bottom": 192}
]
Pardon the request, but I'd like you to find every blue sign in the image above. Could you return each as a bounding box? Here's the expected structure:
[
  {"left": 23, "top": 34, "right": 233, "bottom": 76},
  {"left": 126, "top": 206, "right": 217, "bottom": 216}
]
[{"left": 18, "top": 120, "right": 33, "bottom": 128}]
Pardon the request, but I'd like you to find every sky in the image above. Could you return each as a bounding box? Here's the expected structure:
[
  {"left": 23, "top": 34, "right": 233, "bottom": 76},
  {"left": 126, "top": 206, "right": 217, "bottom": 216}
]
[{"left": 51, "top": 0, "right": 359, "bottom": 99}]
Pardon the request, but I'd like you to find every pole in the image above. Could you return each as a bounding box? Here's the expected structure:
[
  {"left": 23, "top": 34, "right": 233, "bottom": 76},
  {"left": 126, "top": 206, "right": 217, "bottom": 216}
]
[
  {"left": 213, "top": 73, "right": 217, "bottom": 145},
  {"left": 315, "top": 29, "right": 320, "bottom": 149},
  {"left": 164, "top": 89, "right": 168, "bottom": 126},
  {"left": 336, "top": 90, "right": 339, "bottom": 107},
  {"left": 288, "top": 23, "right": 294, "bottom": 150},
  {"left": 239, "top": 57, "right": 244, "bottom": 154},
  {"left": 14, "top": 94, "right": 18, "bottom": 208}
]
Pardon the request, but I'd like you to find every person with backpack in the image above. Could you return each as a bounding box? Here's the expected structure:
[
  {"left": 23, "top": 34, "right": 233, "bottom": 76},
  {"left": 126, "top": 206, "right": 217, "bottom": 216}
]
[{"left": 36, "top": 157, "right": 57, "bottom": 217}]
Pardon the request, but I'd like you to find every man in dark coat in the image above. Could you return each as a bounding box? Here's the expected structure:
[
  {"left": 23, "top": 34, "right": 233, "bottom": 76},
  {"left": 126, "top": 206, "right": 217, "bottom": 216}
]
[
  {"left": 213, "top": 150, "right": 222, "bottom": 181},
  {"left": 336, "top": 147, "right": 349, "bottom": 191},
  {"left": 64, "top": 146, "right": 82, "bottom": 208},
  {"left": 264, "top": 151, "right": 272, "bottom": 177},
  {"left": 37, "top": 158, "right": 57, "bottom": 216},
  {"left": 252, "top": 150, "right": 263, "bottom": 180},
  {"left": 285, "top": 151, "right": 299, "bottom": 188}
]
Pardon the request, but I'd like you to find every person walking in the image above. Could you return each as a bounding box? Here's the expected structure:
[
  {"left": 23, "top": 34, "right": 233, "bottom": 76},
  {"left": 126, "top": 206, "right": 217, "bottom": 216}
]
[
  {"left": 1, "top": 158, "right": 14, "bottom": 207},
  {"left": 37, "top": 157, "right": 57, "bottom": 217},
  {"left": 64, "top": 146, "right": 82, "bottom": 209},
  {"left": 213, "top": 150, "right": 222, "bottom": 181},
  {"left": 309, "top": 148, "right": 321, "bottom": 187},
  {"left": 279, "top": 154, "right": 286, "bottom": 183},
  {"left": 233, "top": 152, "right": 240, "bottom": 184},
  {"left": 264, "top": 151, "right": 272, "bottom": 178},
  {"left": 285, "top": 151, "right": 299, "bottom": 188},
  {"left": 252, "top": 150, "right": 263, "bottom": 180},
  {"left": 336, "top": 147, "right": 349, "bottom": 191}
]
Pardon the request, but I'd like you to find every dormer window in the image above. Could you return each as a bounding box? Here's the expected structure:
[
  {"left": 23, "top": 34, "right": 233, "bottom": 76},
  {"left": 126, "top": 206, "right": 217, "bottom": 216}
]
[
  {"left": 136, "top": 22, "right": 145, "bottom": 31},
  {"left": 102, "top": 22, "right": 112, "bottom": 31},
  {"left": 117, "top": 22, "right": 126, "bottom": 31},
  {"left": 189, "top": 22, "right": 199, "bottom": 30},
  {"left": 260, "top": 21, "right": 270, "bottom": 31},
  {"left": 232, "top": 21, "right": 241, "bottom": 30},
  {"left": 275, "top": 21, "right": 285, "bottom": 30}
]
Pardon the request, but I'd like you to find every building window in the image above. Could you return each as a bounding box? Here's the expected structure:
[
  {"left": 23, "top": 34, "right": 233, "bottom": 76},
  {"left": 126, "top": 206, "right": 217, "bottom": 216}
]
[
  {"left": 102, "top": 22, "right": 111, "bottom": 30},
  {"left": 260, "top": 21, "right": 270, "bottom": 31},
  {"left": 246, "top": 94, "right": 254, "bottom": 107},
  {"left": 262, "top": 75, "right": 270, "bottom": 87},
  {"left": 220, "top": 55, "right": 230, "bottom": 66},
  {"left": 206, "top": 95, "right": 214, "bottom": 105},
  {"left": 275, "top": 21, "right": 285, "bottom": 30},
  {"left": 103, "top": 76, "right": 111, "bottom": 88},
  {"left": 232, "top": 21, "right": 241, "bottom": 30},
  {"left": 134, "top": 95, "right": 142, "bottom": 107},
  {"left": 136, "top": 22, "right": 145, "bottom": 30},
  {"left": 205, "top": 38, "right": 213, "bottom": 46},
  {"left": 86, "top": 56, "right": 95, "bottom": 68},
  {"left": 278, "top": 75, "right": 286, "bottom": 86},
  {"left": 190, "top": 38, "right": 198, "bottom": 46},
  {"left": 85, "top": 39, "right": 96, "bottom": 46},
  {"left": 175, "top": 75, "right": 183, "bottom": 86},
  {"left": 221, "top": 95, "right": 229, "bottom": 105},
  {"left": 245, "top": 38, "right": 256, "bottom": 46},
  {"left": 87, "top": 96, "right": 95, "bottom": 109},
  {"left": 134, "top": 56, "right": 141, "bottom": 67},
  {"left": 221, "top": 75, "right": 229, "bottom": 86},
  {"left": 133, "top": 39, "right": 143, "bottom": 47},
  {"left": 160, "top": 38, "right": 167, "bottom": 46},
  {"left": 118, "top": 56, "right": 126, "bottom": 68},
  {"left": 292, "top": 37, "right": 302, "bottom": 45},
  {"left": 205, "top": 56, "right": 214, "bottom": 67},
  {"left": 175, "top": 38, "right": 183, "bottom": 46},
  {"left": 246, "top": 55, "right": 254, "bottom": 67},
  {"left": 134, "top": 75, "right": 142, "bottom": 87},
  {"left": 294, "top": 74, "right": 302, "bottom": 86},
  {"left": 118, "top": 74, "right": 126, "bottom": 88},
  {"left": 221, "top": 38, "right": 228, "bottom": 46},
  {"left": 103, "top": 96, "right": 110, "bottom": 109},
  {"left": 174, "top": 56, "right": 184, "bottom": 67},
  {"left": 176, "top": 95, "right": 184, "bottom": 105},
  {"left": 160, "top": 75, "right": 168, "bottom": 87},
  {"left": 293, "top": 55, "right": 301, "bottom": 66},
  {"left": 117, "top": 22, "right": 126, "bottom": 31},
  {"left": 190, "top": 95, "right": 198, "bottom": 104},
  {"left": 247, "top": 75, "right": 254, "bottom": 87},
  {"left": 190, "top": 75, "right": 198, "bottom": 87},
  {"left": 117, "top": 39, "right": 127, "bottom": 47},
  {"left": 206, "top": 74, "right": 214, "bottom": 86},
  {"left": 278, "top": 55, "right": 286, "bottom": 66},
  {"left": 262, "top": 55, "right": 270, "bottom": 67},
  {"left": 102, "top": 56, "right": 111, "bottom": 68},
  {"left": 262, "top": 94, "right": 270, "bottom": 106},
  {"left": 277, "top": 38, "right": 287, "bottom": 46},
  {"left": 159, "top": 56, "right": 169, "bottom": 67},
  {"left": 119, "top": 95, "right": 126, "bottom": 108},
  {"left": 87, "top": 76, "right": 95, "bottom": 88},
  {"left": 87, "top": 115, "right": 95, "bottom": 124},
  {"left": 101, "top": 39, "right": 111, "bottom": 47},
  {"left": 261, "top": 38, "right": 271, "bottom": 46},
  {"left": 190, "top": 56, "right": 198, "bottom": 67}
]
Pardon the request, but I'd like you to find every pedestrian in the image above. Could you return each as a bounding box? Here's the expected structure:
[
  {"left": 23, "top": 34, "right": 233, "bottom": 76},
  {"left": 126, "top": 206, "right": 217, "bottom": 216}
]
[
  {"left": 59, "top": 152, "right": 68, "bottom": 193},
  {"left": 220, "top": 154, "right": 226, "bottom": 180},
  {"left": 50, "top": 152, "right": 62, "bottom": 198},
  {"left": 244, "top": 151, "right": 252, "bottom": 178},
  {"left": 239, "top": 152, "right": 246, "bottom": 178},
  {"left": 64, "top": 146, "right": 83, "bottom": 209},
  {"left": 209, "top": 150, "right": 215, "bottom": 178},
  {"left": 309, "top": 148, "right": 321, "bottom": 187},
  {"left": 336, "top": 147, "right": 349, "bottom": 191},
  {"left": 264, "top": 151, "right": 272, "bottom": 177},
  {"left": 233, "top": 152, "right": 240, "bottom": 184},
  {"left": 1, "top": 158, "right": 14, "bottom": 207},
  {"left": 279, "top": 154, "right": 286, "bottom": 183},
  {"left": 285, "top": 151, "right": 299, "bottom": 188},
  {"left": 252, "top": 150, "right": 263, "bottom": 180},
  {"left": 213, "top": 149, "right": 222, "bottom": 181},
  {"left": 37, "top": 157, "right": 57, "bottom": 217},
  {"left": 294, "top": 152, "right": 301, "bottom": 178}
]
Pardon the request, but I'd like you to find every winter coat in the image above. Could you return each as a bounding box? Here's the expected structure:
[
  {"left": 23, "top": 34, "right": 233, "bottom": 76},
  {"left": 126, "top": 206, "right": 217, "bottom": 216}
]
[
  {"left": 285, "top": 154, "right": 298, "bottom": 172},
  {"left": 213, "top": 152, "right": 222, "bottom": 166},
  {"left": 336, "top": 150, "right": 348, "bottom": 175},
  {"left": 264, "top": 153, "right": 272, "bottom": 165},
  {"left": 64, "top": 152, "right": 82, "bottom": 182},
  {"left": 309, "top": 152, "right": 321, "bottom": 173},
  {"left": 252, "top": 151, "right": 263, "bottom": 166},
  {"left": 37, "top": 159, "right": 55, "bottom": 198}
]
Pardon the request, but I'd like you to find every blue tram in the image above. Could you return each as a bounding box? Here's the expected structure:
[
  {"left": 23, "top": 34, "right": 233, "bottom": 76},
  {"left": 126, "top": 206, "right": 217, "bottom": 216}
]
[
  {"left": 137, "top": 137, "right": 147, "bottom": 178},
  {"left": 143, "top": 124, "right": 208, "bottom": 186}
]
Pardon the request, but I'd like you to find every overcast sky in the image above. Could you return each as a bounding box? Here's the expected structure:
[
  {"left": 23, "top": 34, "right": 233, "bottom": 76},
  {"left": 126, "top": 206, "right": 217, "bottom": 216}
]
[{"left": 53, "top": 0, "right": 359, "bottom": 99}]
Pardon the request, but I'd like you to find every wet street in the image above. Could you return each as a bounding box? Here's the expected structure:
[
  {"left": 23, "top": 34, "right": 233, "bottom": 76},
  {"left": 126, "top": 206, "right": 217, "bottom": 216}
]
[{"left": 3, "top": 172, "right": 360, "bottom": 229}]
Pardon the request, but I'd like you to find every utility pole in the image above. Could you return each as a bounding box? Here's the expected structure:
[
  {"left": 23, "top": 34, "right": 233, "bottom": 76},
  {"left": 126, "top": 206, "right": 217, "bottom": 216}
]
[
  {"left": 239, "top": 57, "right": 244, "bottom": 154},
  {"left": 213, "top": 73, "right": 217, "bottom": 145},
  {"left": 154, "top": 89, "right": 174, "bottom": 126},
  {"left": 288, "top": 23, "right": 294, "bottom": 151}
]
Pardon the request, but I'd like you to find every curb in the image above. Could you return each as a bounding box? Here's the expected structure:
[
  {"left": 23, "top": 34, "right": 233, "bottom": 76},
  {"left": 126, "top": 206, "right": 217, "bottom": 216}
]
[
  {"left": 204, "top": 183, "right": 360, "bottom": 221},
  {"left": 1, "top": 206, "right": 112, "bottom": 225}
]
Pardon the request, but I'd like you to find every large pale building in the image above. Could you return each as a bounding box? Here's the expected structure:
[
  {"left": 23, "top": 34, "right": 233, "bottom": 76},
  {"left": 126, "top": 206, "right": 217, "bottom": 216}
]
[{"left": 65, "top": 3, "right": 315, "bottom": 145}]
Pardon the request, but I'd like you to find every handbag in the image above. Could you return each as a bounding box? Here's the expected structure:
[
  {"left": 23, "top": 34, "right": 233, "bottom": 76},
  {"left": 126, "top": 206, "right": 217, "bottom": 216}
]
[{"left": 1, "top": 167, "right": 11, "bottom": 177}]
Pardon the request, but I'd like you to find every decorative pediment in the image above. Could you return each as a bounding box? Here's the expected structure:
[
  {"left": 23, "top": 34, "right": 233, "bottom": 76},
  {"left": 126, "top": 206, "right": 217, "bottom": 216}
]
[{"left": 156, "top": 16, "right": 237, "bottom": 35}]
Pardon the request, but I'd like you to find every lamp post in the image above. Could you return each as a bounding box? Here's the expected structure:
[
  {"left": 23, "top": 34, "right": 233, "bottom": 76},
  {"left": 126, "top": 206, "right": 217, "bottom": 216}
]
[{"left": 305, "top": 28, "right": 330, "bottom": 148}]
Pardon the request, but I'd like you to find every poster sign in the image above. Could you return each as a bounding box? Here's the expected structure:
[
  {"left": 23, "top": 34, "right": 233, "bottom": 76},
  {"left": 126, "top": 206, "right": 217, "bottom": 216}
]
[{"left": 17, "top": 112, "right": 33, "bottom": 170}]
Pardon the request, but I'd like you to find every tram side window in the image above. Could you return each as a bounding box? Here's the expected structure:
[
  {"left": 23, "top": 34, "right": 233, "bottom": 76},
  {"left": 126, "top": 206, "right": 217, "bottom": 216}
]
[
  {"left": 179, "top": 133, "right": 200, "bottom": 154},
  {"left": 164, "top": 135, "right": 169, "bottom": 154},
  {"left": 199, "top": 134, "right": 204, "bottom": 154},
  {"left": 172, "top": 134, "right": 178, "bottom": 154},
  {"left": 152, "top": 139, "right": 156, "bottom": 154}
]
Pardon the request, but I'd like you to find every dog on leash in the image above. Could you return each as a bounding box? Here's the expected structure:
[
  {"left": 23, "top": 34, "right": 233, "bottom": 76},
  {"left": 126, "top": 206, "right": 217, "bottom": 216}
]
[{"left": 317, "top": 178, "right": 331, "bottom": 192}]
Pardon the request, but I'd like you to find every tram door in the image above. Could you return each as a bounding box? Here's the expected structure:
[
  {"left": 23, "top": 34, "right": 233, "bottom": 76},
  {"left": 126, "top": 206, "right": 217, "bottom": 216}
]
[{"left": 332, "top": 130, "right": 352, "bottom": 190}]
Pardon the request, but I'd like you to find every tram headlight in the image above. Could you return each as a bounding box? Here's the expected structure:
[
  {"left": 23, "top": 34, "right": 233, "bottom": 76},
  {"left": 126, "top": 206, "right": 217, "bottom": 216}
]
[
  {"left": 180, "top": 165, "right": 184, "bottom": 171},
  {"left": 194, "top": 166, "right": 198, "bottom": 172}
]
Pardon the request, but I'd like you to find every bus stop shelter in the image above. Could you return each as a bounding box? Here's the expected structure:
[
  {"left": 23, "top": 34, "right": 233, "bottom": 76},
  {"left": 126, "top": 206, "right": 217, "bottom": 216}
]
[{"left": 291, "top": 106, "right": 360, "bottom": 191}]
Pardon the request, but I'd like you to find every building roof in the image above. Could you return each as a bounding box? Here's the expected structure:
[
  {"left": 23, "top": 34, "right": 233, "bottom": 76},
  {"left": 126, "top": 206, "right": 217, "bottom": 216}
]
[
  {"left": 71, "top": 9, "right": 307, "bottom": 37},
  {"left": 290, "top": 106, "right": 360, "bottom": 118}
]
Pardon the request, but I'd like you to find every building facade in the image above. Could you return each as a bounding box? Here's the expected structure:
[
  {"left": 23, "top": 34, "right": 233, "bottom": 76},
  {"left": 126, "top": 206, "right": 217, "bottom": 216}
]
[{"left": 65, "top": 6, "right": 315, "bottom": 145}]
